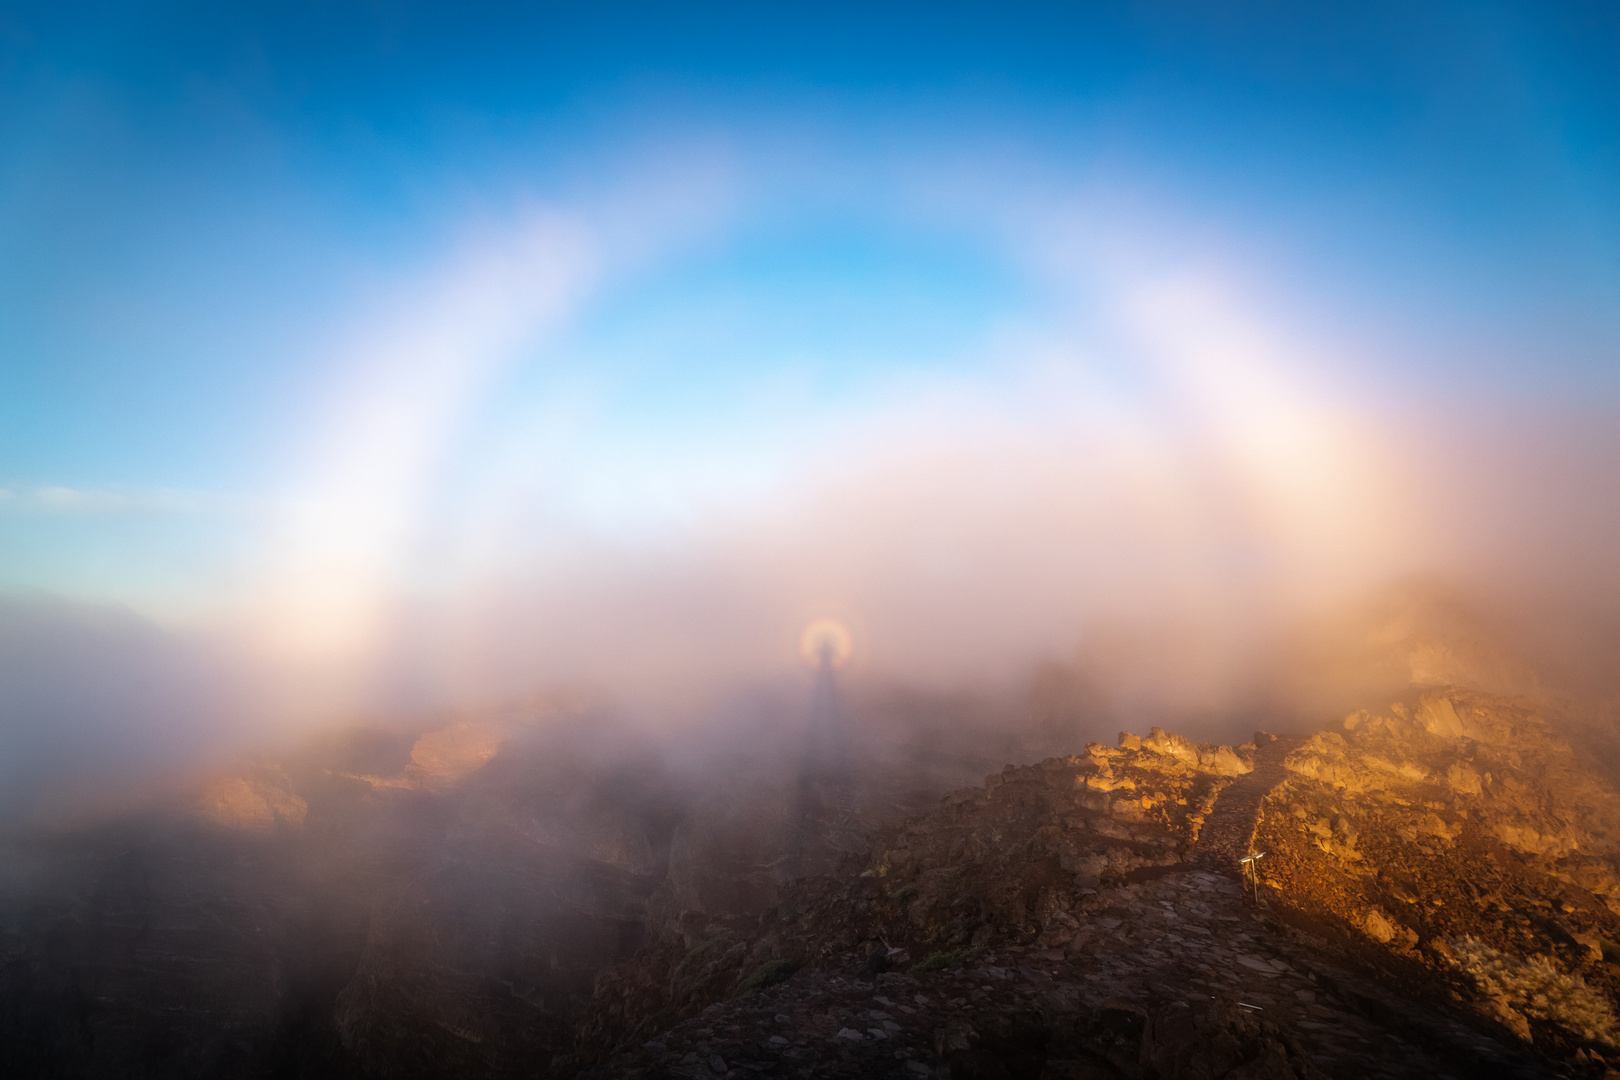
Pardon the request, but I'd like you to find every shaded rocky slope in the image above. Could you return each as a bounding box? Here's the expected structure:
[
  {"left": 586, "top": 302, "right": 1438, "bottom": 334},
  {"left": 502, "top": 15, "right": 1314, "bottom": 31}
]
[
  {"left": 0, "top": 696, "right": 1013, "bottom": 1078},
  {"left": 0, "top": 714, "right": 677, "bottom": 1079},
  {"left": 574, "top": 700, "right": 1620, "bottom": 1079},
  {"left": 7, "top": 654, "right": 1620, "bottom": 1079}
]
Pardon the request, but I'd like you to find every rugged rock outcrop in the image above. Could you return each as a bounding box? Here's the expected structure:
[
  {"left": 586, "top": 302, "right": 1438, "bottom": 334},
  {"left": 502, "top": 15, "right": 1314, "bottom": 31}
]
[
  {"left": 574, "top": 730, "right": 1256, "bottom": 1061},
  {"left": 574, "top": 709, "right": 1620, "bottom": 1078},
  {"left": 8, "top": 647, "right": 1620, "bottom": 1078},
  {"left": 1255, "top": 687, "right": 1620, "bottom": 1061}
]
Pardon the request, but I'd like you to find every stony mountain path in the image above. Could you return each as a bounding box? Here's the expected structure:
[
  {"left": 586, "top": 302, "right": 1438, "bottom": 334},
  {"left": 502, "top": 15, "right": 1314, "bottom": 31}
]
[
  {"left": 1075, "top": 870, "right": 1550, "bottom": 1079},
  {"left": 585, "top": 864, "right": 1554, "bottom": 1080},
  {"left": 1190, "top": 733, "right": 1301, "bottom": 876},
  {"left": 583, "top": 732, "right": 1558, "bottom": 1080}
]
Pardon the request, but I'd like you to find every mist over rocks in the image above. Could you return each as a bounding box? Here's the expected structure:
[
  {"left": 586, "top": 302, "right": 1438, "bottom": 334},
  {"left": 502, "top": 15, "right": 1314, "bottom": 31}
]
[
  {"left": 569, "top": 613, "right": 1620, "bottom": 1078},
  {"left": 0, "top": 672, "right": 1044, "bottom": 1078},
  {"left": 4, "top": 0, "right": 1618, "bottom": 1074},
  {"left": 197, "top": 766, "right": 310, "bottom": 832},
  {"left": 5, "top": 590, "right": 1620, "bottom": 1078},
  {"left": 0, "top": 594, "right": 253, "bottom": 821},
  {"left": 0, "top": 706, "right": 676, "bottom": 1078},
  {"left": 571, "top": 727, "right": 1565, "bottom": 1079}
]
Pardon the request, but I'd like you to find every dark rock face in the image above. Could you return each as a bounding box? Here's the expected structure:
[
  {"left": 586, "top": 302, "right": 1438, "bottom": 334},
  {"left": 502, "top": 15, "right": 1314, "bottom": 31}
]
[
  {"left": 574, "top": 730, "right": 1259, "bottom": 1063},
  {"left": 574, "top": 711, "right": 1616, "bottom": 1079},
  {"left": 0, "top": 695, "right": 1011, "bottom": 1078},
  {"left": 0, "top": 718, "right": 675, "bottom": 1078},
  {"left": 584, "top": 965, "right": 1328, "bottom": 1080},
  {"left": 0, "top": 823, "right": 368, "bottom": 1078},
  {"left": 332, "top": 834, "right": 656, "bottom": 1078}
]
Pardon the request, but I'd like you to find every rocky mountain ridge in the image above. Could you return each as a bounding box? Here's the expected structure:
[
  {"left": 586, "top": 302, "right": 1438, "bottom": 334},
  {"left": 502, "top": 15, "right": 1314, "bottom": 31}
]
[
  {"left": 0, "top": 697, "right": 1005, "bottom": 1078},
  {"left": 5, "top": 676, "right": 1620, "bottom": 1079},
  {"left": 573, "top": 689, "right": 1620, "bottom": 1079}
]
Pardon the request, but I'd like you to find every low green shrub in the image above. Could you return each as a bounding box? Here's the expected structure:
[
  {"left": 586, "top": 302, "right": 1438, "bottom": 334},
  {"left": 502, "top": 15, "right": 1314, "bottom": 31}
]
[{"left": 734, "top": 958, "right": 801, "bottom": 998}]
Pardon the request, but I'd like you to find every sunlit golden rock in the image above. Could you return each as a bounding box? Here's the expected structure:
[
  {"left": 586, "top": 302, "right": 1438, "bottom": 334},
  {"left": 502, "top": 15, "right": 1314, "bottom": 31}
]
[
  {"left": 403, "top": 718, "right": 509, "bottom": 791},
  {"left": 197, "top": 770, "right": 307, "bottom": 831},
  {"left": 1257, "top": 683, "right": 1620, "bottom": 1052}
]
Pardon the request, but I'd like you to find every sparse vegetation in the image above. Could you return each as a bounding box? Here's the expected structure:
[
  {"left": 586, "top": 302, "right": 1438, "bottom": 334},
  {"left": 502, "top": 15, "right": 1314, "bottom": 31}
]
[
  {"left": 910, "top": 946, "right": 983, "bottom": 973},
  {"left": 733, "top": 958, "right": 800, "bottom": 998},
  {"left": 1448, "top": 936, "right": 1620, "bottom": 1045}
]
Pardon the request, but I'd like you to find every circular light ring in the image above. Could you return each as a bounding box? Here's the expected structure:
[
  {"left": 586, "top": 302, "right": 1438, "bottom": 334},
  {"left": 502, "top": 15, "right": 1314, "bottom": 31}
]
[{"left": 799, "top": 618, "right": 854, "bottom": 670}]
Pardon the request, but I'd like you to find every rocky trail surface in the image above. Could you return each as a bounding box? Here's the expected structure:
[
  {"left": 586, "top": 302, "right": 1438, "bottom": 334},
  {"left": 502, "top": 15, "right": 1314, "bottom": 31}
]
[
  {"left": 576, "top": 703, "right": 1620, "bottom": 1079},
  {"left": 8, "top": 676, "right": 1620, "bottom": 1079},
  {"left": 582, "top": 867, "right": 1551, "bottom": 1079},
  {"left": 1190, "top": 734, "right": 1300, "bottom": 875}
]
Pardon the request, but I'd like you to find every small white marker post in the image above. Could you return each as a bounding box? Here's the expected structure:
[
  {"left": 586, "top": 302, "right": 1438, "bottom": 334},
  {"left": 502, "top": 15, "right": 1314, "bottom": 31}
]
[{"left": 1239, "top": 851, "right": 1267, "bottom": 901}]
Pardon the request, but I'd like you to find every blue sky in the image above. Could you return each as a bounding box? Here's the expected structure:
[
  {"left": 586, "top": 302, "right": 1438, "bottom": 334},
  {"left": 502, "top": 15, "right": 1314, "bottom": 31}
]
[{"left": 1, "top": 2, "right": 1617, "bottom": 698}]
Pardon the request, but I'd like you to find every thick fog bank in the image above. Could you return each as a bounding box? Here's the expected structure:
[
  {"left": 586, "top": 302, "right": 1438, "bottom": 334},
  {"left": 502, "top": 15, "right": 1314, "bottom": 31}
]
[
  {"left": 0, "top": 595, "right": 255, "bottom": 820},
  {"left": 3, "top": 574, "right": 1617, "bottom": 828}
]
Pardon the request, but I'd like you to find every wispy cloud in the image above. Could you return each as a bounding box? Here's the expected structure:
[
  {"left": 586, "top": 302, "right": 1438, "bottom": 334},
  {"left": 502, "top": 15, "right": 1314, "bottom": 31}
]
[{"left": 0, "top": 486, "right": 228, "bottom": 516}]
